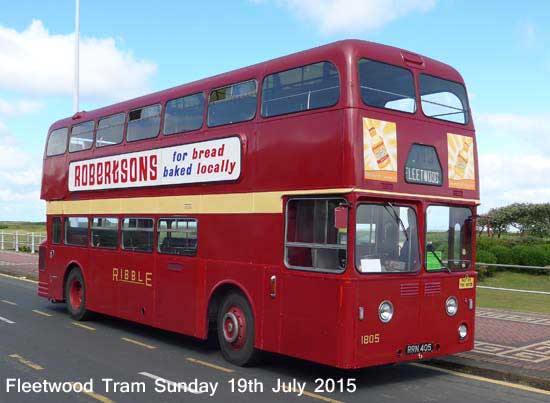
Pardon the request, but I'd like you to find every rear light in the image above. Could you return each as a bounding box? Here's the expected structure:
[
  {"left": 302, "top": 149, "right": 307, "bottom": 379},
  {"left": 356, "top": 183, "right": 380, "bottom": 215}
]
[{"left": 38, "top": 245, "right": 46, "bottom": 271}]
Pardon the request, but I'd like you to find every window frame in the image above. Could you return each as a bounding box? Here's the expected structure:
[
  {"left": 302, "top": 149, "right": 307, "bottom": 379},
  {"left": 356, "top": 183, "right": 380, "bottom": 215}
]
[
  {"left": 96, "top": 112, "right": 126, "bottom": 148},
  {"left": 207, "top": 79, "right": 258, "bottom": 128},
  {"left": 354, "top": 202, "right": 421, "bottom": 275},
  {"left": 419, "top": 73, "right": 470, "bottom": 126},
  {"left": 163, "top": 92, "right": 206, "bottom": 136},
  {"left": 90, "top": 216, "right": 119, "bottom": 250},
  {"left": 69, "top": 120, "right": 95, "bottom": 153},
  {"left": 424, "top": 204, "right": 474, "bottom": 273},
  {"left": 121, "top": 217, "right": 155, "bottom": 253},
  {"left": 260, "top": 60, "right": 341, "bottom": 119},
  {"left": 156, "top": 217, "right": 198, "bottom": 256},
  {"left": 126, "top": 103, "right": 162, "bottom": 143},
  {"left": 64, "top": 216, "right": 90, "bottom": 247},
  {"left": 46, "top": 127, "right": 68, "bottom": 157},
  {"left": 357, "top": 58, "right": 417, "bottom": 115},
  {"left": 284, "top": 197, "right": 348, "bottom": 274}
]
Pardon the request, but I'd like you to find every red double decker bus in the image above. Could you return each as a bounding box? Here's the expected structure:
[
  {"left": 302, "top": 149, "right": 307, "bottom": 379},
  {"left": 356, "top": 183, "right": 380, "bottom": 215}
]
[{"left": 39, "top": 40, "right": 478, "bottom": 368}]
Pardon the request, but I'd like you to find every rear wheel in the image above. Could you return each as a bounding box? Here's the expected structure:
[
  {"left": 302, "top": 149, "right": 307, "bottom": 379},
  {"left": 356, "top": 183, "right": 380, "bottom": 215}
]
[
  {"left": 65, "top": 268, "right": 90, "bottom": 321},
  {"left": 217, "top": 292, "right": 259, "bottom": 366}
]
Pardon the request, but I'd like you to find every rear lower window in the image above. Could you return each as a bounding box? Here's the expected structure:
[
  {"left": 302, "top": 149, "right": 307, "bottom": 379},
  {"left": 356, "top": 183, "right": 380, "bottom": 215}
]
[
  {"left": 425, "top": 206, "right": 473, "bottom": 271},
  {"left": 91, "top": 217, "right": 118, "bottom": 249},
  {"left": 65, "top": 217, "right": 89, "bottom": 246},
  {"left": 69, "top": 120, "right": 94, "bottom": 152},
  {"left": 208, "top": 80, "right": 257, "bottom": 127},
  {"left": 420, "top": 74, "right": 469, "bottom": 124},
  {"left": 261, "top": 61, "right": 340, "bottom": 117},
  {"left": 122, "top": 218, "right": 154, "bottom": 252},
  {"left": 127, "top": 104, "right": 161, "bottom": 142},
  {"left": 358, "top": 58, "right": 416, "bottom": 113},
  {"left": 285, "top": 198, "right": 347, "bottom": 272},
  {"left": 157, "top": 218, "right": 198, "bottom": 255},
  {"left": 164, "top": 93, "right": 205, "bottom": 135},
  {"left": 46, "top": 128, "right": 68, "bottom": 156},
  {"left": 51, "top": 217, "right": 62, "bottom": 244},
  {"left": 97, "top": 113, "right": 125, "bottom": 147}
]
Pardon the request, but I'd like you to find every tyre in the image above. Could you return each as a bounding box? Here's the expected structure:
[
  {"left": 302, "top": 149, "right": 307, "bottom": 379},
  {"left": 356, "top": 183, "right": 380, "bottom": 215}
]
[
  {"left": 217, "top": 291, "right": 259, "bottom": 366},
  {"left": 65, "top": 268, "right": 91, "bottom": 321}
]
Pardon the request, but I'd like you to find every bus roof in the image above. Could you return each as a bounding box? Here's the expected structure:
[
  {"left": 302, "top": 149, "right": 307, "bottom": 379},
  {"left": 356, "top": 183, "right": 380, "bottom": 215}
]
[{"left": 48, "top": 39, "right": 465, "bottom": 132}]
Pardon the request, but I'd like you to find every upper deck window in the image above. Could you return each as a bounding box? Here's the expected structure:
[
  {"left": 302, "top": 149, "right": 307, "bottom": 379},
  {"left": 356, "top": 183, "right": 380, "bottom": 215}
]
[
  {"left": 127, "top": 104, "right": 161, "bottom": 142},
  {"left": 420, "top": 74, "right": 469, "bottom": 124},
  {"left": 207, "top": 79, "right": 257, "bottom": 127},
  {"left": 261, "top": 61, "right": 340, "bottom": 118},
  {"left": 69, "top": 120, "right": 94, "bottom": 152},
  {"left": 97, "top": 113, "right": 125, "bottom": 147},
  {"left": 46, "top": 128, "right": 68, "bottom": 157},
  {"left": 358, "top": 59, "right": 416, "bottom": 113},
  {"left": 164, "top": 93, "right": 205, "bottom": 135}
]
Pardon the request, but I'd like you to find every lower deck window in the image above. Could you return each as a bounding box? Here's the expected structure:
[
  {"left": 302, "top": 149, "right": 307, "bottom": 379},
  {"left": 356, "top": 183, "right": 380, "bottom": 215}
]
[
  {"left": 285, "top": 198, "right": 347, "bottom": 272},
  {"left": 65, "top": 217, "right": 89, "bottom": 246},
  {"left": 51, "top": 217, "right": 62, "bottom": 244},
  {"left": 157, "top": 218, "right": 198, "bottom": 255},
  {"left": 91, "top": 217, "right": 118, "bottom": 249},
  {"left": 355, "top": 204, "right": 419, "bottom": 273},
  {"left": 122, "top": 218, "right": 154, "bottom": 252}
]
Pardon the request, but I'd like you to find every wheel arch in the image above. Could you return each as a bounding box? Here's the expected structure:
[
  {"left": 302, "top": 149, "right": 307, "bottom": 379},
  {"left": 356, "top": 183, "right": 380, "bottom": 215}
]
[{"left": 205, "top": 280, "right": 257, "bottom": 338}]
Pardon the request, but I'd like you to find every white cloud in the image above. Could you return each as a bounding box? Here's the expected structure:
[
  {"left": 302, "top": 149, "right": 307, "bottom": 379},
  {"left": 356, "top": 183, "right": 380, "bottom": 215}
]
[
  {"left": 0, "top": 20, "right": 157, "bottom": 101},
  {"left": 476, "top": 113, "right": 550, "bottom": 154},
  {"left": 0, "top": 122, "right": 44, "bottom": 220},
  {"left": 0, "top": 98, "right": 43, "bottom": 116},
  {"left": 476, "top": 113, "right": 550, "bottom": 212},
  {"left": 255, "top": 0, "right": 437, "bottom": 34}
]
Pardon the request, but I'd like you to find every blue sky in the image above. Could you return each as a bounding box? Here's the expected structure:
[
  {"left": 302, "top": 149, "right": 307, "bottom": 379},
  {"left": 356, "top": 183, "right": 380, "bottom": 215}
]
[{"left": 0, "top": 0, "right": 549, "bottom": 221}]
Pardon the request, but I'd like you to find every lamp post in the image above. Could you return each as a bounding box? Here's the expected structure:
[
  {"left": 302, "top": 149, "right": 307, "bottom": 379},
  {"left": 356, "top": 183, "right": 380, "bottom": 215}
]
[{"left": 74, "top": 0, "right": 80, "bottom": 113}]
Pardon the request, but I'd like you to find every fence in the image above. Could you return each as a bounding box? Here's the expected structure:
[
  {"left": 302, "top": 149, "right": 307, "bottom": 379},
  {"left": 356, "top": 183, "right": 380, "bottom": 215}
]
[
  {"left": 0, "top": 232, "right": 47, "bottom": 254},
  {"left": 476, "top": 263, "right": 550, "bottom": 272}
]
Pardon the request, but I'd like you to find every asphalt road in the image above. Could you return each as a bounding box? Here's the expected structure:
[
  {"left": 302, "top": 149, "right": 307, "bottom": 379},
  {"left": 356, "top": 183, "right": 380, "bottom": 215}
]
[{"left": 0, "top": 274, "right": 548, "bottom": 403}]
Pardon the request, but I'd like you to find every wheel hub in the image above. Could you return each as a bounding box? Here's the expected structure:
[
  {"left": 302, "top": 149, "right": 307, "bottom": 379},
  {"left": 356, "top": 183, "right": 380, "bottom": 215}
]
[
  {"left": 69, "top": 279, "right": 82, "bottom": 310},
  {"left": 222, "top": 306, "right": 246, "bottom": 349}
]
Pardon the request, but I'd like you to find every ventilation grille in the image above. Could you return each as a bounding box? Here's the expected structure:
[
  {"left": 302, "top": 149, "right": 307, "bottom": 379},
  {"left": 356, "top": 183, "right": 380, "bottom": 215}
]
[
  {"left": 424, "top": 282, "right": 442, "bottom": 296},
  {"left": 400, "top": 282, "right": 420, "bottom": 297}
]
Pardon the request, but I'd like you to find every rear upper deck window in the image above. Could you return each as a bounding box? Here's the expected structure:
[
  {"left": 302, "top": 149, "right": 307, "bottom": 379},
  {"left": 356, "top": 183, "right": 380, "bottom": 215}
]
[
  {"left": 69, "top": 120, "right": 94, "bottom": 152},
  {"left": 46, "top": 128, "right": 68, "bottom": 157},
  {"left": 127, "top": 104, "right": 161, "bottom": 142},
  {"left": 164, "top": 93, "right": 205, "bottom": 135},
  {"left": 97, "top": 113, "right": 125, "bottom": 147},
  {"left": 207, "top": 79, "right": 257, "bottom": 127},
  {"left": 358, "top": 59, "right": 416, "bottom": 113},
  {"left": 261, "top": 61, "right": 340, "bottom": 118},
  {"left": 419, "top": 74, "right": 469, "bottom": 124}
]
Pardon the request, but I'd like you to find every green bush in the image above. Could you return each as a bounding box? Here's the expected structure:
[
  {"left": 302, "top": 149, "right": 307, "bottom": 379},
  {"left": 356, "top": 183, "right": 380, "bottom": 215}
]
[
  {"left": 476, "top": 250, "right": 497, "bottom": 279},
  {"left": 488, "top": 245, "right": 514, "bottom": 265},
  {"left": 476, "top": 249, "right": 497, "bottom": 264}
]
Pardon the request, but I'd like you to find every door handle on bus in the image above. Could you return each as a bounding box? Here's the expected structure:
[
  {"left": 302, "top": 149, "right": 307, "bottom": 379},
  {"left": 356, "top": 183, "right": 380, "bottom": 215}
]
[
  {"left": 49, "top": 249, "right": 55, "bottom": 259},
  {"left": 269, "top": 275, "right": 277, "bottom": 299}
]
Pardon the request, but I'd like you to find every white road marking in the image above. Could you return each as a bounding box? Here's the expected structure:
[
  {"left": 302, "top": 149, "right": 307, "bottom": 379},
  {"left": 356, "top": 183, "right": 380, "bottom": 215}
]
[
  {"left": 138, "top": 372, "right": 201, "bottom": 394},
  {"left": 0, "top": 315, "right": 15, "bottom": 324}
]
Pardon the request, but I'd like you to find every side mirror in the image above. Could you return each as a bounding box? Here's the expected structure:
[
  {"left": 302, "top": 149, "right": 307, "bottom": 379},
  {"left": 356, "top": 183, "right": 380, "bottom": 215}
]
[
  {"left": 426, "top": 242, "right": 435, "bottom": 252},
  {"left": 334, "top": 206, "right": 348, "bottom": 229}
]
